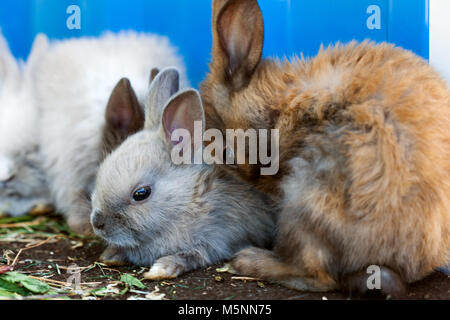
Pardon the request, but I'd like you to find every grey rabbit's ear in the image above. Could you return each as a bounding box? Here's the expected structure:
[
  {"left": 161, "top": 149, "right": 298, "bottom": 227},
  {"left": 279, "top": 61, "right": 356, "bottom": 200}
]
[
  {"left": 102, "top": 78, "right": 145, "bottom": 156},
  {"left": 145, "top": 67, "right": 180, "bottom": 130},
  {"left": 105, "top": 78, "right": 144, "bottom": 135},
  {"left": 161, "top": 89, "right": 205, "bottom": 151}
]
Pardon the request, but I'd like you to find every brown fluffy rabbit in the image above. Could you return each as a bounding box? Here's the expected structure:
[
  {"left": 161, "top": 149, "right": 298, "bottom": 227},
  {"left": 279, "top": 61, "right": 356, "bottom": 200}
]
[{"left": 200, "top": 0, "right": 450, "bottom": 294}]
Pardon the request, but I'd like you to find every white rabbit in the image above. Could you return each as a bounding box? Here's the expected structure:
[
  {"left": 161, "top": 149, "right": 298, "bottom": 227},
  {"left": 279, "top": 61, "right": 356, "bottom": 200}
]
[
  {"left": 33, "top": 31, "right": 189, "bottom": 234},
  {"left": 90, "top": 68, "right": 275, "bottom": 279},
  {"left": 0, "top": 32, "right": 52, "bottom": 216}
]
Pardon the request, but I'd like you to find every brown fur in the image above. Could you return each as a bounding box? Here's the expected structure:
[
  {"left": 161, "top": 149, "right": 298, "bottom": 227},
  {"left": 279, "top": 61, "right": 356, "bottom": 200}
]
[{"left": 200, "top": 0, "right": 450, "bottom": 292}]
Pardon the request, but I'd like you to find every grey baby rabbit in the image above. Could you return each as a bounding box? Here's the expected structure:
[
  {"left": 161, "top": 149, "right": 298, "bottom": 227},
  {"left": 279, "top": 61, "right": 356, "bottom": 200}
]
[
  {"left": 90, "top": 68, "right": 275, "bottom": 279},
  {"left": 36, "top": 32, "right": 189, "bottom": 234}
]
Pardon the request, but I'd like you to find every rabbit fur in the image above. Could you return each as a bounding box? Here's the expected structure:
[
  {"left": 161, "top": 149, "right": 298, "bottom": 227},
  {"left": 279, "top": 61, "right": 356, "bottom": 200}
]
[
  {"left": 34, "top": 31, "right": 189, "bottom": 234},
  {"left": 0, "top": 32, "right": 52, "bottom": 216},
  {"left": 91, "top": 68, "right": 275, "bottom": 279},
  {"left": 200, "top": 0, "right": 450, "bottom": 293}
]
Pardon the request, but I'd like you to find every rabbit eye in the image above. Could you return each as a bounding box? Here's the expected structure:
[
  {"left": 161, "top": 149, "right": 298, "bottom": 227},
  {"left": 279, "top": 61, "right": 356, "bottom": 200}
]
[{"left": 132, "top": 186, "right": 152, "bottom": 202}]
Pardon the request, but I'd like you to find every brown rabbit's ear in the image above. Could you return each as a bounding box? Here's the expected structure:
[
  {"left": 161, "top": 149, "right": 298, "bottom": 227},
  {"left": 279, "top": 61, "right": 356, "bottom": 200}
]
[
  {"left": 161, "top": 89, "right": 205, "bottom": 149},
  {"left": 104, "top": 78, "right": 144, "bottom": 138},
  {"left": 213, "top": 0, "right": 264, "bottom": 90}
]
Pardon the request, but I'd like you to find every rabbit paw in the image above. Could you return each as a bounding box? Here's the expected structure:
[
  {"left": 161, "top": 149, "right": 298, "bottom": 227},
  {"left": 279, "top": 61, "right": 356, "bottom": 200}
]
[
  {"left": 99, "top": 246, "right": 128, "bottom": 266},
  {"left": 67, "top": 214, "right": 94, "bottom": 236},
  {"left": 232, "top": 247, "right": 337, "bottom": 292},
  {"left": 231, "top": 247, "right": 270, "bottom": 277},
  {"left": 144, "top": 256, "right": 183, "bottom": 280},
  {"left": 29, "top": 203, "right": 55, "bottom": 216},
  {"left": 343, "top": 266, "right": 406, "bottom": 298}
]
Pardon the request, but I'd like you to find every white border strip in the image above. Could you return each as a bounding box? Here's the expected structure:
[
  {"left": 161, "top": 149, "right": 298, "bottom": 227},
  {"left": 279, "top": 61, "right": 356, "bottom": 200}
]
[{"left": 429, "top": 0, "right": 450, "bottom": 83}]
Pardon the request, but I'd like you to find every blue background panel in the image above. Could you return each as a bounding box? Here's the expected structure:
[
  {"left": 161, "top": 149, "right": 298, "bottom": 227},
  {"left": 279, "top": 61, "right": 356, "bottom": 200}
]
[
  {"left": 0, "top": 0, "right": 429, "bottom": 87},
  {"left": 388, "top": 0, "right": 429, "bottom": 59}
]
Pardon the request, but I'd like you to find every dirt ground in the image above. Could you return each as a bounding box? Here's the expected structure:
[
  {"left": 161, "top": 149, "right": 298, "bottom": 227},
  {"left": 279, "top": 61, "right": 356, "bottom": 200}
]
[{"left": 0, "top": 214, "right": 449, "bottom": 300}]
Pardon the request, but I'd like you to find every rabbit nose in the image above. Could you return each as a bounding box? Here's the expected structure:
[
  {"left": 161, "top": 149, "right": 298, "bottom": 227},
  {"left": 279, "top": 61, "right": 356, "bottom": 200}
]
[
  {"left": 92, "top": 211, "right": 106, "bottom": 230},
  {"left": 0, "top": 171, "right": 15, "bottom": 184},
  {"left": 0, "top": 159, "right": 16, "bottom": 184}
]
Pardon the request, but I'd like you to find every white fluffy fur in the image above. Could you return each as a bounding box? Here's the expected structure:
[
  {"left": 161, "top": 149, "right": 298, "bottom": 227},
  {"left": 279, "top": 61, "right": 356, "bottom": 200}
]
[
  {"left": 34, "top": 31, "right": 189, "bottom": 231},
  {"left": 0, "top": 34, "right": 33, "bottom": 175},
  {"left": 0, "top": 32, "right": 51, "bottom": 215},
  {"left": 0, "top": 30, "right": 188, "bottom": 223}
]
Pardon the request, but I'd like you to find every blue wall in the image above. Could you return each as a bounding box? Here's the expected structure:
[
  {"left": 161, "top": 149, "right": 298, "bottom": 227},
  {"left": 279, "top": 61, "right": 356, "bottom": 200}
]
[{"left": 0, "top": 0, "right": 429, "bottom": 87}]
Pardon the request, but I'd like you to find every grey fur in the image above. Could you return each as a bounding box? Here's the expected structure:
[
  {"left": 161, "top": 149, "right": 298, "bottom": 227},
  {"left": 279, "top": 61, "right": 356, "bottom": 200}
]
[
  {"left": 35, "top": 32, "right": 189, "bottom": 233},
  {"left": 145, "top": 67, "right": 180, "bottom": 130},
  {"left": 0, "top": 148, "right": 51, "bottom": 216},
  {"left": 91, "top": 68, "right": 275, "bottom": 278}
]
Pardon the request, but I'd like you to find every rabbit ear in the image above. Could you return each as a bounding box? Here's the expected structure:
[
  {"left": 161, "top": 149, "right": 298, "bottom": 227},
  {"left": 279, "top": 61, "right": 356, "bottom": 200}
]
[
  {"left": 161, "top": 89, "right": 205, "bottom": 149},
  {"left": 23, "top": 34, "right": 49, "bottom": 83},
  {"left": 145, "top": 67, "right": 180, "bottom": 130},
  {"left": 29, "top": 34, "right": 49, "bottom": 58},
  {"left": 0, "top": 31, "right": 19, "bottom": 88},
  {"left": 27, "top": 34, "right": 49, "bottom": 66},
  {"left": 104, "top": 78, "right": 144, "bottom": 145},
  {"left": 213, "top": 0, "right": 264, "bottom": 90}
]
